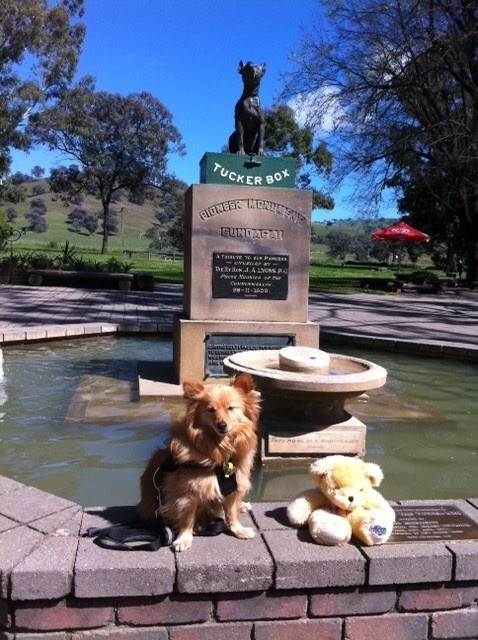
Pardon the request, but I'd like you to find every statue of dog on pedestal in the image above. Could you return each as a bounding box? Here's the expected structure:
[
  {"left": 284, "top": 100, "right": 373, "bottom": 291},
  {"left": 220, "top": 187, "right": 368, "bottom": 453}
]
[{"left": 228, "top": 61, "right": 266, "bottom": 156}]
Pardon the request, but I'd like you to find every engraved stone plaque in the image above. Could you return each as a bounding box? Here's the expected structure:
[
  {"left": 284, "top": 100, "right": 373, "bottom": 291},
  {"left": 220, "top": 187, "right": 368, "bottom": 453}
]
[
  {"left": 204, "top": 333, "right": 294, "bottom": 377},
  {"left": 212, "top": 252, "right": 289, "bottom": 300},
  {"left": 267, "top": 428, "right": 365, "bottom": 456},
  {"left": 389, "top": 504, "right": 478, "bottom": 542}
]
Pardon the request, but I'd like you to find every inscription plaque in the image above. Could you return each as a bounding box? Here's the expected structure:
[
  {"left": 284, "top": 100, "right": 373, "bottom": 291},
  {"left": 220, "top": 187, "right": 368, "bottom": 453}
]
[
  {"left": 204, "top": 333, "right": 294, "bottom": 377},
  {"left": 267, "top": 429, "right": 364, "bottom": 456},
  {"left": 212, "top": 252, "right": 289, "bottom": 300},
  {"left": 389, "top": 504, "right": 478, "bottom": 542}
]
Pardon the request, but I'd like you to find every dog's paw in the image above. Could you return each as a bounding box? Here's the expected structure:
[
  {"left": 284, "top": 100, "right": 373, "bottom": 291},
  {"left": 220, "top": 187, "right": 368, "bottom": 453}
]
[
  {"left": 173, "top": 533, "right": 193, "bottom": 552},
  {"left": 232, "top": 526, "right": 255, "bottom": 539},
  {"left": 240, "top": 501, "right": 252, "bottom": 513}
]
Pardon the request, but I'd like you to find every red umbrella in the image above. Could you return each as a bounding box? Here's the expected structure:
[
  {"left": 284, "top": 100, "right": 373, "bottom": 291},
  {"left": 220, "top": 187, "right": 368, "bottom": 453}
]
[{"left": 371, "top": 222, "right": 429, "bottom": 273}]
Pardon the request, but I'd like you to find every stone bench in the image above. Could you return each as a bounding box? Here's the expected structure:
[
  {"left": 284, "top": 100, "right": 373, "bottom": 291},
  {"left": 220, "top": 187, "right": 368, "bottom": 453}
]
[{"left": 27, "top": 269, "right": 135, "bottom": 291}]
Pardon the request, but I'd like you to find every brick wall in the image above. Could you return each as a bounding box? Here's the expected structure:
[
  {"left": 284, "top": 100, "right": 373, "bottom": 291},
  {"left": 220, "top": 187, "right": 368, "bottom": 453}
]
[
  {"left": 1, "top": 477, "right": 477, "bottom": 639},
  {"left": 3, "top": 585, "right": 478, "bottom": 639}
]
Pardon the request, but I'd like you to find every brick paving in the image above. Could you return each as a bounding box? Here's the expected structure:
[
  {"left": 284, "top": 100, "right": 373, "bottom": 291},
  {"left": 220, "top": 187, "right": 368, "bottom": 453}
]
[{"left": 0, "top": 283, "right": 477, "bottom": 356}]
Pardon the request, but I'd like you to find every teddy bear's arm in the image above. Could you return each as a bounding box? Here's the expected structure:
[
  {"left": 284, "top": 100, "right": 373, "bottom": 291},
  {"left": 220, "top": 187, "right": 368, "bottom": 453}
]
[{"left": 287, "top": 488, "right": 327, "bottom": 527}]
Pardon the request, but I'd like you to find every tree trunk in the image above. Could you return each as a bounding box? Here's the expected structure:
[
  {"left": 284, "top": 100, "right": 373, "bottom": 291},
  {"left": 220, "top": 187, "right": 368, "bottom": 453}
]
[
  {"left": 101, "top": 202, "right": 109, "bottom": 255},
  {"left": 465, "top": 243, "right": 478, "bottom": 284}
]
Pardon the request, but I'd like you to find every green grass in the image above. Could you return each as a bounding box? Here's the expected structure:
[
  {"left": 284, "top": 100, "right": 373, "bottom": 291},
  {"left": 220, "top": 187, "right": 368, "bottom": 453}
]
[{"left": 2, "top": 181, "right": 440, "bottom": 293}]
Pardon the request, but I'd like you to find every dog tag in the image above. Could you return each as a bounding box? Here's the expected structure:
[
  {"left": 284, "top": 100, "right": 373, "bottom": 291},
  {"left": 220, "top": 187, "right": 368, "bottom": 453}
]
[{"left": 224, "top": 461, "right": 235, "bottom": 478}]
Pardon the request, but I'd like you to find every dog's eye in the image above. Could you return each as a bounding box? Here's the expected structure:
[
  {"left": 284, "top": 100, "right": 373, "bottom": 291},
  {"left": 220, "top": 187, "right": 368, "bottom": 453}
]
[
  {"left": 207, "top": 406, "right": 215, "bottom": 413},
  {"left": 227, "top": 406, "right": 236, "bottom": 412}
]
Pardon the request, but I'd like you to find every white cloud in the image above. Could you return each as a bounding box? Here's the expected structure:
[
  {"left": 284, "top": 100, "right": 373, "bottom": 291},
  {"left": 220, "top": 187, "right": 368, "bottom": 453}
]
[{"left": 287, "top": 86, "right": 345, "bottom": 133}]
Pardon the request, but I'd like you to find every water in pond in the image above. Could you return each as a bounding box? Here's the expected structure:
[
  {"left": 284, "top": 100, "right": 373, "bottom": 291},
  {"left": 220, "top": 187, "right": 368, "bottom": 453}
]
[{"left": 0, "top": 336, "right": 477, "bottom": 506}]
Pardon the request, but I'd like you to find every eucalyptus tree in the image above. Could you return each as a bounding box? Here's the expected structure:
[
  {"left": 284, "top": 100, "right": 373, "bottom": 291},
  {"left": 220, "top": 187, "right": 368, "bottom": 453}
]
[
  {"left": 264, "top": 104, "right": 334, "bottom": 211},
  {"left": 284, "top": 0, "right": 478, "bottom": 281},
  {"left": 0, "top": 0, "right": 85, "bottom": 178},
  {"left": 31, "top": 86, "right": 185, "bottom": 254}
]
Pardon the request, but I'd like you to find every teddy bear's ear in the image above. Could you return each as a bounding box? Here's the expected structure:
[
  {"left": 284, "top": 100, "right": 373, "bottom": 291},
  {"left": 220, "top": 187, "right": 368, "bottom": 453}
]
[
  {"left": 309, "top": 458, "right": 333, "bottom": 477},
  {"left": 364, "top": 462, "right": 384, "bottom": 487}
]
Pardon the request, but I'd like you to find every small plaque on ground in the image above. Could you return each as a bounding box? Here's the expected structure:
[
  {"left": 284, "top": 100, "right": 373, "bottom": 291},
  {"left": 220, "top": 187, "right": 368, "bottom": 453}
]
[
  {"left": 389, "top": 504, "right": 478, "bottom": 542},
  {"left": 212, "top": 252, "right": 289, "bottom": 300},
  {"left": 204, "top": 333, "right": 294, "bottom": 377}
]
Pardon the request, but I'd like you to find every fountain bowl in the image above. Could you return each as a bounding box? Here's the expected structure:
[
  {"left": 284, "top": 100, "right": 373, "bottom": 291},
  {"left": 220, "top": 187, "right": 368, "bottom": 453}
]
[{"left": 223, "top": 347, "right": 387, "bottom": 396}]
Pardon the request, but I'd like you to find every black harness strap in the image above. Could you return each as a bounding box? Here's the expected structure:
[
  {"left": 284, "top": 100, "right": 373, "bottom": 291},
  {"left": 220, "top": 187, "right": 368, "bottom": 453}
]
[
  {"left": 158, "top": 454, "right": 238, "bottom": 497},
  {"left": 83, "top": 454, "right": 236, "bottom": 551},
  {"left": 84, "top": 521, "right": 172, "bottom": 551}
]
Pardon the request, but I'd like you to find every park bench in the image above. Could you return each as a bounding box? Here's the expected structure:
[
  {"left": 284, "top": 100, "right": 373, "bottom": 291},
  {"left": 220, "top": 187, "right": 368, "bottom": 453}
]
[{"left": 26, "top": 269, "right": 135, "bottom": 291}]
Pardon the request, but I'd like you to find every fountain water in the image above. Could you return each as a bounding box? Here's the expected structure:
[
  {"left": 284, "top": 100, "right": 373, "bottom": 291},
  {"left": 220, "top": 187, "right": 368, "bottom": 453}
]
[{"left": 224, "top": 346, "right": 387, "bottom": 462}]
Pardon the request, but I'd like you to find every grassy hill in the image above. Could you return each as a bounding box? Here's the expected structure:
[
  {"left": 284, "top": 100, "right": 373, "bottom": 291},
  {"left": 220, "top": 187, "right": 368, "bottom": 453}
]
[{"left": 4, "top": 179, "right": 158, "bottom": 254}]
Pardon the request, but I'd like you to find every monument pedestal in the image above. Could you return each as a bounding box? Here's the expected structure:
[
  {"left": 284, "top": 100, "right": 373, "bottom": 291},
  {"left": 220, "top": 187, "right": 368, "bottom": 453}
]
[
  {"left": 173, "top": 315, "right": 319, "bottom": 383},
  {"left": 173, "top": 170, "right": 316, "bottom": 385}
]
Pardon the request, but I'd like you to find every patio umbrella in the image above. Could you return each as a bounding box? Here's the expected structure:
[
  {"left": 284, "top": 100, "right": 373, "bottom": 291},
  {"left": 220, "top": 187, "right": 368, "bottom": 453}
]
[{"left": 371, "top": 221, "right": 429, "bottom": 274}]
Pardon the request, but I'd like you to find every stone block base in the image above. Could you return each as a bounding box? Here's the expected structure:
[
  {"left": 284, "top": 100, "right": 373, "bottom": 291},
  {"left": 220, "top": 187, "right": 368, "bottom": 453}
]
[
  {"left": 173, "top": 315, "right": 319, "bottom": 383},
  {"left": 260, "top": 412, "right": 366, "bottom": 465}
]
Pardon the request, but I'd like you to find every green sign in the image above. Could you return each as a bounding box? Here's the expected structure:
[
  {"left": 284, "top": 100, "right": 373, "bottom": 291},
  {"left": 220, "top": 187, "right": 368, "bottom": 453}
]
[{"left": 200, "top": 152, "right": 296, "bottom": 189}]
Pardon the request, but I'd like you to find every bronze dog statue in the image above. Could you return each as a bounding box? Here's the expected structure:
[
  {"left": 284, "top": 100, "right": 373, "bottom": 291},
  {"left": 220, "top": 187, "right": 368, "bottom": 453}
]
[{"left": 228, "top": 61, "right": 266, "bottom": 156}]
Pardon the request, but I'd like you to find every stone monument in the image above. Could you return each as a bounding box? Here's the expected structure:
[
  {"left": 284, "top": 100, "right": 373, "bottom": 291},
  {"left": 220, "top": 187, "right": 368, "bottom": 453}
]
[
  {"left": 173, "top": 60, "right": 319, "bottom": 383},
  {"left": 140, "top": 60, "right": 386, "bottom": 464}
]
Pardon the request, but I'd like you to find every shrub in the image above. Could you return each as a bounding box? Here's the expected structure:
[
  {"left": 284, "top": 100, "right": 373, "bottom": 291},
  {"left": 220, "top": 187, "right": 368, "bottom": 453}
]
[{"left": 410, "top": 270, "right": 439, "bottom": 284}]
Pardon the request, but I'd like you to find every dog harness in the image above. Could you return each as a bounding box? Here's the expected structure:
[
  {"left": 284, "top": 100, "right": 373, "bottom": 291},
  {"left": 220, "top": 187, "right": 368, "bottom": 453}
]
[
  {"left": 153, "top": 454, "right": 238, "bottom": 506},
  {"left": 83, "top": 455, "right": 238, "bottom": 551}
]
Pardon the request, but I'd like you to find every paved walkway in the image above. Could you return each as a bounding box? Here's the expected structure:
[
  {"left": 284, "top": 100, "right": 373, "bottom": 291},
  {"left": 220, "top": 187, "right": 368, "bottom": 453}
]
[{"left": 0, "top": 283, "right": 477, "bottom": 358}]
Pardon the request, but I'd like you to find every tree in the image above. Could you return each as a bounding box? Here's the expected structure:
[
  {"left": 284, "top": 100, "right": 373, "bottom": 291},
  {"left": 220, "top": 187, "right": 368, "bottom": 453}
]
[
  {"left": 31, "top": 166, "right": 45, "bottom": 180},
  {"left": 0, "top": 209, "right": 13, "bottom": 249},
  {"left": 5, "top": 207, "right": 18, "bottom": 223},
  {"left": 283, "top": 0, "right": 478, "bottom": 281},
  {"left": 153, "top": 176, "right": 187, "bottom": 251},
  {"left": 31, "top": 87, "right": 185, "bottom": 253},
  {"left": 264, "top": 104, "right": 334, "bottom": 211},
  {"left": 0, "top": 0, "right": 85, "bottom": 177},
  {"left": 324, "top": 230, "right": 352, "bottom": 260}
]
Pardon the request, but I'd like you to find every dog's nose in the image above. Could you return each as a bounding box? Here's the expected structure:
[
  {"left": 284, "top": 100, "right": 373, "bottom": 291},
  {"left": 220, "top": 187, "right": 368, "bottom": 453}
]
[
  {"left": 348, "top": 496, "right": 354, "bottom": 503},
  {"left": 217, "top": 421, "right": 228, "bottom": 433}
]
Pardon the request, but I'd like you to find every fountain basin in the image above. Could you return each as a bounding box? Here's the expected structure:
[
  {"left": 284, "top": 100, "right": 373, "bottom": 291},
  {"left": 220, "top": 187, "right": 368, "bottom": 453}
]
[
  {"left": 224, "top": 347, "right": 388, "bottom": 461},
  {"left": 223, "top": 348, "right": 387, "bottom": 395}
]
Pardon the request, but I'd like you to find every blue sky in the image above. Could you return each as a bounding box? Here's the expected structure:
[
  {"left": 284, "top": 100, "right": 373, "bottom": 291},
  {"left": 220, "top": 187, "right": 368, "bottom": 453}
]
[{"left": 11, "top": 0, "right": 398, "bottom": 222}]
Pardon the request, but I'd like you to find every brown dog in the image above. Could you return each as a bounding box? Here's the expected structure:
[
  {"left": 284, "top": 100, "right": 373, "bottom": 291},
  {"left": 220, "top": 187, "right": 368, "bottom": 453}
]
[{"left": 137, "top": 373, "right": 261, "bottom": 551}]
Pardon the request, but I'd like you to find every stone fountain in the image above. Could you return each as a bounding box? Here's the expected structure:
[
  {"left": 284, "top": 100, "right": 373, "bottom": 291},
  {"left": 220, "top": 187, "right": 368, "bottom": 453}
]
[
  {"left": 139, "top": 83, "right": 389, "bottom": 465},
  {"left": 224, "top": 346, "right": 387, "bottom": 464}
]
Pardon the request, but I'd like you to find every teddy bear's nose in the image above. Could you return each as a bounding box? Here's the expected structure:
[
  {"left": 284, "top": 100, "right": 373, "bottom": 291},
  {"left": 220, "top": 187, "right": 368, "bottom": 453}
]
[{"left": 348, "top": 496, "right": 354, "bottom": 503}]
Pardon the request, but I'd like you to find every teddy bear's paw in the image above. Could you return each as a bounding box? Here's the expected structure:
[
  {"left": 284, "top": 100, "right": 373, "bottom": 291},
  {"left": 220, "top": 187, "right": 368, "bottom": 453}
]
[
  {"left": 363, "top": 521, "right": 392, "bottom": 545},
  {"left": 309, "top": 513, "right": 351, "bottom": 546},
  {"left": 316, "top": 525, "right": 350, "bottom": 546},
  {"left": 287, "top": 499, "right": 312, "bottom": 528}
]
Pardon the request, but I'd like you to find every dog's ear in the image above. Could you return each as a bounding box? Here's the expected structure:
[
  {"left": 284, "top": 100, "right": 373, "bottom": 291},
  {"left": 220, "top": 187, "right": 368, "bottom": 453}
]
[
  {"left": 232, "top": 374, "right": 261, "bottom": 423},
  {"left": 183, "top": 381, "right": 205, "bottom": 401},
  {"left": 231, "top": 373, "right": 259, "bottom": 396},
  {"left": 238, "top": 60, "right": 244, "bottom": 73}
]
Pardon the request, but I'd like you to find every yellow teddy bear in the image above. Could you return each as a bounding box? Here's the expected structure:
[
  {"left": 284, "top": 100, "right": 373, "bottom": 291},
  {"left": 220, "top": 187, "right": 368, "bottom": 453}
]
[{"left": 287, "top": 455, "right": 395, "bottom": 546}]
